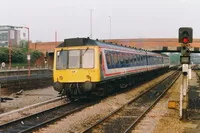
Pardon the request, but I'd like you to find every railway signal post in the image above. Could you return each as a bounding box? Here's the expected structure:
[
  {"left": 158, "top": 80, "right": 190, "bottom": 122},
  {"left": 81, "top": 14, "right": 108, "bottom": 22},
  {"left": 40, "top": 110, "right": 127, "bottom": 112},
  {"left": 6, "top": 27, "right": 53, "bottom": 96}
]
[{"left": 179, "top": 27, "right": 193, "bottom": 120}]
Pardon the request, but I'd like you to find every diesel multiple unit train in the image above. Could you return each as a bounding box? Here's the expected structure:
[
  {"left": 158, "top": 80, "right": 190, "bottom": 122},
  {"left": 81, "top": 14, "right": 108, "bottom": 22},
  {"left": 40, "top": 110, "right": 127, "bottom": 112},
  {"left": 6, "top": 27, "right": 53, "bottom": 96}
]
[{"left": 53, "top": 38, "right": 170, "bottom": 99}]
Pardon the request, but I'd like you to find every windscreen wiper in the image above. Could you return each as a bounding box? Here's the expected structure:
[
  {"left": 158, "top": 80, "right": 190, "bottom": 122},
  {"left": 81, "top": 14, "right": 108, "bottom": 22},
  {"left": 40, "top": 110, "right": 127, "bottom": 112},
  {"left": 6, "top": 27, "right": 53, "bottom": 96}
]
[{"left": 82, "top": 47, "right": 89, "bottom": 56}]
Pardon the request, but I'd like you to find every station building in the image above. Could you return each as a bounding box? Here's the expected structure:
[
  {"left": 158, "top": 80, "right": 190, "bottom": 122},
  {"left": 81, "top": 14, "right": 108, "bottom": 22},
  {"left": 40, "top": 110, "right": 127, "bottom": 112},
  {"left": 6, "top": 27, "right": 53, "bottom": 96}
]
[{"left": 0, "top": 25, "right": 20, "bottom": 47}]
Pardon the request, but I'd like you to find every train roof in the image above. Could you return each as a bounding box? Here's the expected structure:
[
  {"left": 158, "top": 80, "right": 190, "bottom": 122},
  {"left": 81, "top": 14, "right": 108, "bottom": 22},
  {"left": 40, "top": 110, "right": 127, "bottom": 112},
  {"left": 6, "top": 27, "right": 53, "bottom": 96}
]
[
  {"left": 57, "top": 38, "right": 168, "bottom": 57},
  {"left": 57, "top": 37, "right": 146, "bottom": 52}
]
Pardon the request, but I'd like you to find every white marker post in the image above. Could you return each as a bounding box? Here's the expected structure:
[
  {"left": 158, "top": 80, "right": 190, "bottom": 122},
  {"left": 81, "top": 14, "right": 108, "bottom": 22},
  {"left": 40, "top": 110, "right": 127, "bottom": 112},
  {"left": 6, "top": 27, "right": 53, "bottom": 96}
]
[
  {"left": 0, "top": 84, "right": 1, "bottom": 110},
  {"left": 181, "top": 64, "right": 189, "bottom": 120},
  {"left": 188, "top": 65, "right": 192, "bottom": 80}
]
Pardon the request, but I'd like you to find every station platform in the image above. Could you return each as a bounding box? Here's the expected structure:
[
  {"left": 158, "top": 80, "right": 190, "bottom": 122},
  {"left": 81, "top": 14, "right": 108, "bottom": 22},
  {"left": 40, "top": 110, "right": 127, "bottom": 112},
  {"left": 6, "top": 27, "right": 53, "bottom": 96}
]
[
  {"left": 0, "top": 68, "right": 52, "bottom": 90},
  {"left": 185, "top": 70, "right": 200, "bottom": 133},
  {"left": 0, "top": 68, "right": 52, "bottom": 76}
]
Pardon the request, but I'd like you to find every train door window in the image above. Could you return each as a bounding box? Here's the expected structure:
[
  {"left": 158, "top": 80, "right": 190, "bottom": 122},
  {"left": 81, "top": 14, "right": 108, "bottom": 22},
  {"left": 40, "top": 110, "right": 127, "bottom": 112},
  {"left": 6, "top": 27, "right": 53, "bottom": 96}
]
[
  {"left": 117, "top": 52, "right": 120, "bottom": 67},
  {"left": 113, "top": 52, "right": 118, "bottom": 68},
  {"left": 134, "top": 55, "right": 137, "bottom": 66},
  {"left": 149, "top": 56, "right": 152, "bottom": 65},
  {"left": 140, "top": 56, "right": 143, "bottom": 65},
  {"left": 82, "top": 49, "right": 94, "bottom": 68},
  {"left": 123, "top": 53, "right": 127, "bottom": 67},
  {"left": 137, "top": 55, "right": 140, "bottom": 65},
  {"left": 140, "top": 55, "right": 143, "bottom": 66},
  {"left": 68, "top": 50, "right": 81, "bottom": 68},
  {"left": 119, "top": 52, "right": 123, "bottom": 67},
  {"left": 128, "top": 54, "right": 132, "bottom": 66},
  {"left": 131, "top": 54, "right": 134, "bottom": 66},
  {"left": 56, "top": 50, "right": 68, "bottom": 69},
  {"left": 106, "top": 52, "right": 111, "bottom": 68},
  {"left": 110, "top": 52, "right": 114, "bottom": 68},
  {"left": 125, "top": 53, "right": 129, "bottom": 65}
]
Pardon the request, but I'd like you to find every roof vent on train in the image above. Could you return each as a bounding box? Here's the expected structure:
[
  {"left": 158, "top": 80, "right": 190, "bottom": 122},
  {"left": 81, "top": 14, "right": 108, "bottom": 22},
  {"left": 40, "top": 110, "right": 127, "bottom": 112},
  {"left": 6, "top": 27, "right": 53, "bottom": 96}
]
[{"left": 57, "top": 38, "right": 92, "bottom": 47}]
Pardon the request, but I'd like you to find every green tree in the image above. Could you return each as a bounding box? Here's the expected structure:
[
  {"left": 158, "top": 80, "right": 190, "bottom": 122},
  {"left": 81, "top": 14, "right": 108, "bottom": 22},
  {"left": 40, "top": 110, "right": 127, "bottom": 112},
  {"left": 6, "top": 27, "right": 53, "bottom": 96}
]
[
  {"left": 0, "top": 47, "right": 43, "bottom": 65},
  {"left": 31, "top": 50, "right": 43, "bottom": 64},
  {"left": 11, "top": 48, "right": 26, "bottom": 62},
  {"left": 0, "top": 48, "right": 8, "bottom": 62}
]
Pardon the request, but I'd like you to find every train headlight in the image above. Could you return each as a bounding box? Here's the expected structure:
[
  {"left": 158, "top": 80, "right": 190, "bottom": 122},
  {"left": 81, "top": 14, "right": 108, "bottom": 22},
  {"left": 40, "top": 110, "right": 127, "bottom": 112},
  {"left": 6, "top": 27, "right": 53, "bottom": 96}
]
[{"left": 59, "top": 76, "right": 63, "bottom": 80}]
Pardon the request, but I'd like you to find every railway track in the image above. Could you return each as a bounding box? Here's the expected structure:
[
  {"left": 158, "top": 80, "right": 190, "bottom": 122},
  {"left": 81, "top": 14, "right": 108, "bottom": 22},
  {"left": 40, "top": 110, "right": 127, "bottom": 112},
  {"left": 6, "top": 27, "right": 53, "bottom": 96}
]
[
  {"left": 0, "top": 97, "right": 66, "bottom": 123},
  {"left": 82, "top": 70, "right": 181, "bottom": 133},
  {"left": 0, "top": 100, "right": 96, "bottom": 133}
]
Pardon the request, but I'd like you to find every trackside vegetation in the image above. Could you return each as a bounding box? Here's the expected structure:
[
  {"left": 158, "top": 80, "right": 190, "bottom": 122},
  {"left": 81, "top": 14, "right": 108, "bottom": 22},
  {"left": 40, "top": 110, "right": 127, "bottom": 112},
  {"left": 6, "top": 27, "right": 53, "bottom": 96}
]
[{"left": 0, "top": 47, "right": 43, "bottom": 65}]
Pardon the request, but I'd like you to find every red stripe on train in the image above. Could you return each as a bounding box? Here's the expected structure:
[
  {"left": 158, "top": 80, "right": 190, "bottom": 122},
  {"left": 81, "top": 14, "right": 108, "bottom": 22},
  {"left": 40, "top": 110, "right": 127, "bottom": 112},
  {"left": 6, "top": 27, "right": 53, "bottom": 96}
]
[{"left": 104, "top": 66, "right": 165, "bottom": 77}]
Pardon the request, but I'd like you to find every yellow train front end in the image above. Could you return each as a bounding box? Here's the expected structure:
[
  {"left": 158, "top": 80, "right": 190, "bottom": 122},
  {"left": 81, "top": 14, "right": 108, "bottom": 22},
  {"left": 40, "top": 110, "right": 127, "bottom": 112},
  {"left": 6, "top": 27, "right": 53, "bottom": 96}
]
[{"left": 53, "top": 45, "right": 101, "bottom": 98}]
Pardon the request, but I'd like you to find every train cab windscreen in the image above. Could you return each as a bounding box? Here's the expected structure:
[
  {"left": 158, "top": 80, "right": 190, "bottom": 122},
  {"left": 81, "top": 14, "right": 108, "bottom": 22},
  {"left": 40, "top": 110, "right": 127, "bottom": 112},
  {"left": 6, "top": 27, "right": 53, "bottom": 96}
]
[{"left": 56, "top": 49, "right": 94, "bottom": 70}]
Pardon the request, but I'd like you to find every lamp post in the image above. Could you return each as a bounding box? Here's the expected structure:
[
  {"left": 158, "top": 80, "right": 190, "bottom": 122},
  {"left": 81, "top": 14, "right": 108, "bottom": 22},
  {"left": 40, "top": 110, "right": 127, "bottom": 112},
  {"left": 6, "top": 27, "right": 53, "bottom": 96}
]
[
  {"left": 109, "top": 16, "right": 111, "bottom": 39},
  {"left": 24, "top": 27, "right": 30, "bottom": 77},
  {"left": 55, "top": 30, "right": 57, "bottom": 42},
  {"left": 8, "top": 30, "right": 11, "bottom": 69},
  {"left": 90, "top": 9, "right": 93, "bottom": 38}
]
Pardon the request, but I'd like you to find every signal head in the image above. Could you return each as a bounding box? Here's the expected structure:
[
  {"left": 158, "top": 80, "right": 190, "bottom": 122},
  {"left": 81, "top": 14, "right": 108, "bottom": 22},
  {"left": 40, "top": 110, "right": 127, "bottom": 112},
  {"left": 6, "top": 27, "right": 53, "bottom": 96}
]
[
  {"left": 179, "top": 27, "right": 193, "bottom": 44},
  {"left": 183, "top": 37, "right": 189, "bottom": 44}
]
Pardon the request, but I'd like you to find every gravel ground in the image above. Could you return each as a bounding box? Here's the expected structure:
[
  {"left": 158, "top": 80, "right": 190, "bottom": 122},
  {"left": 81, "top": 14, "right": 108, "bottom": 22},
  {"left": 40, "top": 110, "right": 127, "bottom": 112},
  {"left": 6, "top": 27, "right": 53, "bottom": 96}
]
[
  {"left": 34, "top": 71, "right": 174, "bottom": 133},
  {"left": 132, "top": 70, "right": 199, "bottom": 133},
  {"left": 0, "top": 86, "right": 58, "bottom": 113},
  {"left": 184, "top": 70, "right": 200, "bottom": 133},
  {"left": 133, "top": 73, "right": 185, "bottom": 133},
  {"left": 0, "top": 98, "right": 66, "bottom": 124}
]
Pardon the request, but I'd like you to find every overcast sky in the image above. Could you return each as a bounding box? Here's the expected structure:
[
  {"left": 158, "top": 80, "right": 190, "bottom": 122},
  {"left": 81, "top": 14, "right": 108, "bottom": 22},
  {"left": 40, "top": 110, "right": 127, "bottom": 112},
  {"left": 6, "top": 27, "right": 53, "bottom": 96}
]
[{"left": 1, "top": 0, "right": 199, "bottom": 42}]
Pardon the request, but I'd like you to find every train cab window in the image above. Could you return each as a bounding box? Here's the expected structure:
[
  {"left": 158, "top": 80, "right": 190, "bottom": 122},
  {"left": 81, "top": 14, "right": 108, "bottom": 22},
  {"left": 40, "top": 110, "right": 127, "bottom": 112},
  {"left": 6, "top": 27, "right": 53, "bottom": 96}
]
[
  {"left": 82, "top": 49, "right": 94, "bottom": 68},
  {"left": 56, "top": 50, "right": 68, "bottom": 69},
  {"left": 68, "top": 50, "right": 81, "bottom": 68}
]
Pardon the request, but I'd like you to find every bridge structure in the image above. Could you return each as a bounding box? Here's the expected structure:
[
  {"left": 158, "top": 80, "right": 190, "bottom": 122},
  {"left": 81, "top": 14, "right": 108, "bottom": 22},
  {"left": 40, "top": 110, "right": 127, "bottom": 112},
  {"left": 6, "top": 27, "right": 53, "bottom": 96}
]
[{"left": 105, "top": 38, "right": 200, "bottom": 53}]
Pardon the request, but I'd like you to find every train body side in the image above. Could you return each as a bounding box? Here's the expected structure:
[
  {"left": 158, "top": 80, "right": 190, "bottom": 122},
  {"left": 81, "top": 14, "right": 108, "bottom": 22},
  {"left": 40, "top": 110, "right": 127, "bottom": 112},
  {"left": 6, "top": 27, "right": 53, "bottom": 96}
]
[
  {"left": 99, "top": 47, "right": 148, "bottom": 81},
  {"left": 99, "top": 47, "right": 170, "bottom": 81},
  {"left": 53, "top": 38, "right": 170, "bottom": 97}
]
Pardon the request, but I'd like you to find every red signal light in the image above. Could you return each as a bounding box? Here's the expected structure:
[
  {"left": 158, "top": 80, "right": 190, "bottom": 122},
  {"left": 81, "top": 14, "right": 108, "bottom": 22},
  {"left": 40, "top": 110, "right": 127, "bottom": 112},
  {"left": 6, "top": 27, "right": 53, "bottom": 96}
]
[{"left": 183, "top": 37, "right": 189, "bottom": 44}]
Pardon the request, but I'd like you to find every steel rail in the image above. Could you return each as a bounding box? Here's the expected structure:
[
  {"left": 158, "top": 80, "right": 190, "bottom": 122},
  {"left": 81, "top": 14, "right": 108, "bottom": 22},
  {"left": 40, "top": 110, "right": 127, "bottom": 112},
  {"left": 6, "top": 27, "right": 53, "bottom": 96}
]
[
  {"left": 124, "top": 71, "right": 181, "bottom": 133},
  {"left": 0, "top": 96, "right": 65, "bottom": 118},
  {"left": 0, "top": 100, "right": 95, "bottom": 133},
  {"left": 82, "top": 71, "right": 181, "bottom": 133}
]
